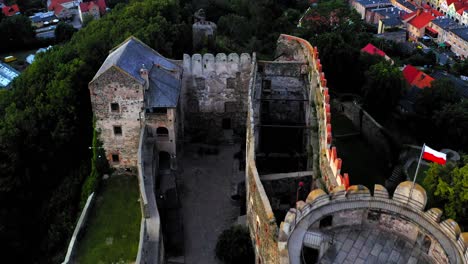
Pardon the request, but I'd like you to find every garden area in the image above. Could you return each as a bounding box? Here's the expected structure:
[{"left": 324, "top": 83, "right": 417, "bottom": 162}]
[{"left": 75, "top": 174, "right": 141, "bottom": 264}]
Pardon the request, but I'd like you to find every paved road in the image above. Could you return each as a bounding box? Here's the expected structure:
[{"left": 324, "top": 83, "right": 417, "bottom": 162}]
[{"left": 179, "top": 143, "right": 241, "bottom": 264}]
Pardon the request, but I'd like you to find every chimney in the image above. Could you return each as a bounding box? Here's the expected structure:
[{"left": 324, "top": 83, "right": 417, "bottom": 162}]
[
  {"left": 139, "top": 64, "right": 149, "bottom": 90},
  {"left": 417, "top": 8, "right": 422, "bottom": 16}
]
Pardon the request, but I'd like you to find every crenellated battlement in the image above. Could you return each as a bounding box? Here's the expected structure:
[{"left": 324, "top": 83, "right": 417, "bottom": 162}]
[
  {"left": 277, "top": 34, "right": 349, "bottom": 191},
  {"left": 278, "top": 182, "right": 468, "bottom": 264},
  {"left": 183, "top": 53, "right": 252, "bottom": 77}
]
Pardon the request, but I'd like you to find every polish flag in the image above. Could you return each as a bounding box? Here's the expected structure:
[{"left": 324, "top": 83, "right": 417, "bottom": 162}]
[{"left": 423, "top": 145, "right": 447, "bottom": 165}]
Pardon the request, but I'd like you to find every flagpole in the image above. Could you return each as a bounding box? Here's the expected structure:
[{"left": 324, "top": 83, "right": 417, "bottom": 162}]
[{"left": 409, "top": 143, "right": 425, "bottom": 202}]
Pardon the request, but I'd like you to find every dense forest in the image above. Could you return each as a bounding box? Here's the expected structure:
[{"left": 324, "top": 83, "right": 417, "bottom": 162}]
[{"left": 0, "top": 0, "right": 466, "bottom": 261}]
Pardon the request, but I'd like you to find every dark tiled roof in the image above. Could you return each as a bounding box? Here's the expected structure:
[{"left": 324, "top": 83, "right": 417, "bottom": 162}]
[
  {"left": 450, "top": 27, "right": 468, "bottom": 42},
  {"left": 93, "top": 37, "right": 182, "bottom": 107},
  {"left": 431, "top": 17, "right": 464, "bottom": 30},
  {"left": 356, "top": 0, "right": 391, "bottom": 7},
  {"left": 146, "top": 65, "right": 181, "bottom": 108},
  {"left": 382, "top": 16, "right": 403, "bottom": 26},
  {"left": 93, "top": 37, "right": 180, "bottom": 84}
]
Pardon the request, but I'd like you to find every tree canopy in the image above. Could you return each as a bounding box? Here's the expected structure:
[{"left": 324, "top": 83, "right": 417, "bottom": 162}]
[
  {"left": 361, "top": 61, "right": 405, "bottom": 119},
  {"left": 422, "top": 156, "right": 468, "bottom": 225},
  {"left": 0, "top": 0, "right": 190, "bottom": 262}
]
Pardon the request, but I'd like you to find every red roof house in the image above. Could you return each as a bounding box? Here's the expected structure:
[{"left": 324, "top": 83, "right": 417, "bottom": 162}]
[
  {"left": 2, "top": 4, "right": 19, "bottom": 16},
  {"left": 402, "top": 65, "right": 434, "bottom": 89},
  {"left": 361, "top": 43, "right": 394, "bottom": 64},
  {"left": 361, "top": 43, "right": 386, "bottom": 57},
  {"left": 408, "top": 11, "right": 436, "bottom": 29}
]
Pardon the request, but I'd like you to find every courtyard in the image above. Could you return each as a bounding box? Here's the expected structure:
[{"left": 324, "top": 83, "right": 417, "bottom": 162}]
[{"left": 178, "top": 143, "right": 243, "bottom": 264}]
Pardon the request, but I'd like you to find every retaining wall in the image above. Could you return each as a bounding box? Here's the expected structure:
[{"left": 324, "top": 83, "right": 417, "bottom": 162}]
[{"left": 62, "top": 193, "right": 95, "bottom": 264}]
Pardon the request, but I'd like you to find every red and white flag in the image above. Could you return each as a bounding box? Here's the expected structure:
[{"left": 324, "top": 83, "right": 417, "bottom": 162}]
[{"left": 423, "top": 145, "right": 447, "bottom": 165}]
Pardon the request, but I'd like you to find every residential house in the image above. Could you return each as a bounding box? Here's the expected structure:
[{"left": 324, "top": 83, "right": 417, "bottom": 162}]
[
  {"left": 48, "top": 0, "right": 80, "bottom": 19},
  {"left": 367, "top": 7, "right": 405, "bottom": 24},
  {"left": 29, "top": 11, "right": 57, "bottom": 28},
  {"left": 391, "top": 0, "right": 417, "bottom": 13},
  {"left": 446, "top": 1, "right": 466, "bottom": 20},
  {"left": 361, "top": 43, "right": 395, "bottom": 63},
  {"left": 430, "top": 17, "right": 464, "bottom": 44},
  {"left": 403, "top": 64, "right": 435, "bottom": 89},
  {"left": 350, "top": 0, "right": 392, "bottom": 19},
  {"left": 0, "top": 62, "right": 19, "bottom": 88},
  {"left": 406, "top": 10, "right": 439, "bottom": 40},
  {"left": 78, "top": 0, "right": 106, "bottom": 23},
  {"left": 429, "top": 0, "right": 442, "bottom": 9},
  {"left": 2, "top": 4, "right": 19, "bottom": 16},
  {"left": 447, "top": 27, "right": 468, "bottom": 57},
  {"left": 440, "top": 0, "right": 458, "bottom": 15},
  {"left": 461, "top": 9, "right": 468, "bottom": 24}
]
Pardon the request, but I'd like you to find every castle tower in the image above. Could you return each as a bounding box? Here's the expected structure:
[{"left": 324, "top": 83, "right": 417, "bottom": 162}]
[{"left": 192, "top": 9, "right": 217, "bottom": 51}]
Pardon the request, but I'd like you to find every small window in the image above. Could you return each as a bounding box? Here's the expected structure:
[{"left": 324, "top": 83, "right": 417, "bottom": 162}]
[
  {"left": 156, "top": 127, "right": 169, "bottom": 137},
  {"left": 112, "top": 154, "right": 119, "bottom": 162},
  {"left": 110, "top": 103, "right": 120, "bottom": 112},
  {"left": 114, "top": 126, "right": 122, "bottom": 136},
  {"left": 153, "top": 107, "right": 167, "bottom": 114}
]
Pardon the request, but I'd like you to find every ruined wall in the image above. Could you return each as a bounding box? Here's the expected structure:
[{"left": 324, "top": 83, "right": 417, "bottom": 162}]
[
  {"left": 182, "top": 53, "right": 251, "bottom": 142},
  {"left": 278, "top": 183, "right": 468, "bottom": 264},
  {"left": 276, "top": 34, "right": 350, "bottom": 191},
  {"left": 336, "top": 100, "right": 393, "bottom": 164},
  {"left": 246, "top": 55, "right": 280, "bottom": 264},
  {"left": 89, "top": 66, "right": 143, "bottom": 169}
]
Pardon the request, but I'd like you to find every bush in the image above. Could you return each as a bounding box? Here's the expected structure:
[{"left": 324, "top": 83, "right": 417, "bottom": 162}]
[{"left": 215, "top": 225, "right": 254, "bottom": 264}]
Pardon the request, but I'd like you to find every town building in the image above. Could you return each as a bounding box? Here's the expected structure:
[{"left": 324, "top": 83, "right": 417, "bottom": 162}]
[
  {"left": 361, "top": 43, "right": 395, "bottom": 63},
  {"left": 0, "top": 62, "right": 19, "bottom": 88},
  {"left": 1, "top": 4, "right": 19, "bottom": 16},
  {"left": 350, "top": 0, "right": 393, "bottom": 19},
  {"left": 406, "top": 10, "right": 439, "bottom": 40},
  {"left": 78, "top": 0, "right": 106, "bottom": 23},
  {"left": 430, "top": 17, "right": 464, "bottom": 45},
  {"left": 29, "top": 11, "right": 57, "bottom": 28},
  {"left": 447, "top": 27, "right": 468, "bottom": 57},
  {"left": 47, "top": 0, "right": 80, "bottom": 19}
]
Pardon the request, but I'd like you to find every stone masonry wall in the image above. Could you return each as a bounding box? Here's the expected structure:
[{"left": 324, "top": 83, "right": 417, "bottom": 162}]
[
  {"left": 246, "top": 55, "right": 281, "bottom": 264},
  {"left": 276, "top": 34, "right": 350, "bottom": 191},
  {"left": 89, "top": 66, "right": 143, "bottom": 169},
  {"left": 337, "top": 101, "right": 393, "bottom": 164},
  {"left": 146, "top": 108, "right": 177, "bottom": 160},
  {"left": 181, "top": 53, "right": 251, "bottom": 141},
  {"left": 278, "top": 183, "right": 468, "bottom": 264}
]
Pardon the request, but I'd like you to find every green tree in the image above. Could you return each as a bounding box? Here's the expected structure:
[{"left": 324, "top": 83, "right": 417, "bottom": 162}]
[
  {"left": 215, "top": 225, "right": 254, "bottom": 264},
  {"left": 0, "top": 14, "right": 35, "bottom": 50},
  {"left": 422, "top": 156, "right": 468, "bottom": 224},
  {"left": 55, "top": 22, "right": 76, "bottom": 43},
  {"left": 451, "top": 59, "right": 468, "bottom": 76},
  {"left": 361, "top": 61, "right": 405, "bottom": 119},
  {"left": 414, "top": 78, "right": 460, "bottom": 116},
  {"left": 433, "top": 100, "right": 468, "bottom": 151}
]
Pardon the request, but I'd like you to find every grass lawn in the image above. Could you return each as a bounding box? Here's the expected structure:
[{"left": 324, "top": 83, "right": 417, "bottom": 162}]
[{"left": 75, "top": 174, "right": 141, "bottom": 264}]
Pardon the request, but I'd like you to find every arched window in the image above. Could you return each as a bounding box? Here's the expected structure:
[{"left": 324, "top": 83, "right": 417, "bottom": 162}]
[{"left": 156, "top": 127, "right": 169, "bottom": 138}]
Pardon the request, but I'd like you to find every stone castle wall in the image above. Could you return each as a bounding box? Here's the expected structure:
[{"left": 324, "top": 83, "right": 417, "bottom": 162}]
[
  {"left": 246, "top": 55, "right": 281, "bottom": 264},
  {"left": 278, "top": 183, "right": 468, "bottom": 264},
  {"left": 276, "top": 34, "right": 349, "bottom": 191},
  {"left": 89, "top": 66, "right": 143, "bottom": 169},
  {"left": 181, "top": 53, "right": 252, "bottom": 141}
]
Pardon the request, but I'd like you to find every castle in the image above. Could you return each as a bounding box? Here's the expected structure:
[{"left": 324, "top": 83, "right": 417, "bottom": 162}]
[{"left": 89, "top": 35, "right": 468, "bottom": 263}]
